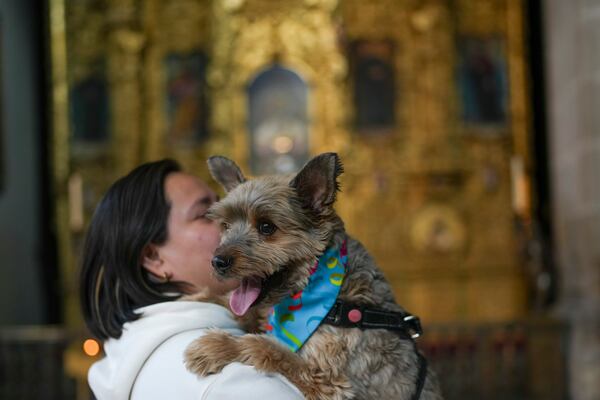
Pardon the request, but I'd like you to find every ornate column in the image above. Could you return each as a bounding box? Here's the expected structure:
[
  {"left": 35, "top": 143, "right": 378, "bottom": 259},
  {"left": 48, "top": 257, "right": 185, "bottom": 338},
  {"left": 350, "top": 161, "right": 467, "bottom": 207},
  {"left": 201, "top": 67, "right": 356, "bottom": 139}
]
[{"left": 106, "top": 0, "right": 145, "bottom": 175}]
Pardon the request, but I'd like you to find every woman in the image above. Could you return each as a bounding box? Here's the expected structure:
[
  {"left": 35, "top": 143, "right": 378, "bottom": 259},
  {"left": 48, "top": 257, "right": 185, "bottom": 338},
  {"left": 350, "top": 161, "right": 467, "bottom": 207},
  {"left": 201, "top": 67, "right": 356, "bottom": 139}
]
[{"left": 80, "top": 159, "right": 303, "bottom": 400}]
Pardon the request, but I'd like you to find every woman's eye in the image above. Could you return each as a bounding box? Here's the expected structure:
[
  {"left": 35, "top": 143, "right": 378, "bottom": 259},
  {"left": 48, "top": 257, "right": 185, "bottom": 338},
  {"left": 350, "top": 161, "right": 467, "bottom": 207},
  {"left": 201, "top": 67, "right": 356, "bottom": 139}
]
[{"left": 257, "top": 221, "right": 277, "bottom": 236}]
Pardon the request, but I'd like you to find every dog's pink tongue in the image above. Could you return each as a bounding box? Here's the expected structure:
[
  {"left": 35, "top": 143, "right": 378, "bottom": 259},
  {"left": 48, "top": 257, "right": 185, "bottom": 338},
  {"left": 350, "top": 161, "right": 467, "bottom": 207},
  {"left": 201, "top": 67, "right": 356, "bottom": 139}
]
[{"left": 230, "top": 278, "right": 262, "bottom": 316}]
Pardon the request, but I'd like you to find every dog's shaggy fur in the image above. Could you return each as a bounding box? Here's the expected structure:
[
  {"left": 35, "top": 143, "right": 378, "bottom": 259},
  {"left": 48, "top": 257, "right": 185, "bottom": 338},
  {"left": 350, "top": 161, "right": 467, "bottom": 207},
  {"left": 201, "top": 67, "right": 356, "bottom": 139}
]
[{"left": 184, "top": 153, "right": 443, "bottom": 400}]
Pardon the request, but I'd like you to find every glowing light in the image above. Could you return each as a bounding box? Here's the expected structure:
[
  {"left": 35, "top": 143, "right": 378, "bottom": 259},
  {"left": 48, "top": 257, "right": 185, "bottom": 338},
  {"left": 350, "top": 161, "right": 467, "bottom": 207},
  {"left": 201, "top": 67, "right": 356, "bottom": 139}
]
[
  {"left": 83, "top": 339, "right": 101, "bottom": 357},
  {"left": 272, "top": 135, "right": 294, "bottom": 154}
]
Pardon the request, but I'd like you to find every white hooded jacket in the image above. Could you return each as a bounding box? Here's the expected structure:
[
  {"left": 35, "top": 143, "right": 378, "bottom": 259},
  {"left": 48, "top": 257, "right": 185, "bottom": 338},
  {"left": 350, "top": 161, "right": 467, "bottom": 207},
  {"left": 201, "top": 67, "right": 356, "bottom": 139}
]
[{"left": 88, "top": 301, "right": 304, "bottom": 400}]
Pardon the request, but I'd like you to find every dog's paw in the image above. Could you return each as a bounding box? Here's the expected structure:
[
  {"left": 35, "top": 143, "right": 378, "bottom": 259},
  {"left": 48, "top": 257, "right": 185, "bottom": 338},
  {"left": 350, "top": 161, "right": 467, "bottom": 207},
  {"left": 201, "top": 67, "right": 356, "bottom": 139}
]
[
  {"left": 302, "top": 371, "right": 354, "bottom": 400},
  {"left": 184, "top": 329, "right": 240, "bottom": 376}
]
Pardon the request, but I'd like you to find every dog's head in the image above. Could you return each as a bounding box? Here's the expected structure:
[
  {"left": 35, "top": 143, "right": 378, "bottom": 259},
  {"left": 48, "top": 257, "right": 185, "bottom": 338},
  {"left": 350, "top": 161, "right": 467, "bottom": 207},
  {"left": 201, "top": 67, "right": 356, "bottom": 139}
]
[{"left": 206, "top": 152, "right": 344, "bottom": 316}]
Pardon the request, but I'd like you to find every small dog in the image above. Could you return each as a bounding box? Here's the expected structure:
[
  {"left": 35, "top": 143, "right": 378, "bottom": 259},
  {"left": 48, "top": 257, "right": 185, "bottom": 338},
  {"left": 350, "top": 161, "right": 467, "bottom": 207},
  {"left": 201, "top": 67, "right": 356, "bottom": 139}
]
[{"left": 185, "top": 153, "right": 443, "bottom": 400}]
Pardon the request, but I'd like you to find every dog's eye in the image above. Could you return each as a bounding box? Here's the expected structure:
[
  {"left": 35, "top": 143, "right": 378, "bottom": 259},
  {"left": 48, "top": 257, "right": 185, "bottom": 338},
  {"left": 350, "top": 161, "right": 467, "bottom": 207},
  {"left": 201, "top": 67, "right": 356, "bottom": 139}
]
[
  {"left": 257, "top": 221, "right": 277, "bottom": 236},
  {"left": 221, "top": 222, "right": 230, "bottom": 231}
]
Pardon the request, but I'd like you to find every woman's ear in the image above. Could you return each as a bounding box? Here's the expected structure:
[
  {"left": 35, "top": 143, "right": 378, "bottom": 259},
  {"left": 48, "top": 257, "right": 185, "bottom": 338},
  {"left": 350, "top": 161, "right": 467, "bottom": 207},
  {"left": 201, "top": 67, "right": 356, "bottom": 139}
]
[{"left": 141, "top": 244, "right": 164, "bottom": 277}]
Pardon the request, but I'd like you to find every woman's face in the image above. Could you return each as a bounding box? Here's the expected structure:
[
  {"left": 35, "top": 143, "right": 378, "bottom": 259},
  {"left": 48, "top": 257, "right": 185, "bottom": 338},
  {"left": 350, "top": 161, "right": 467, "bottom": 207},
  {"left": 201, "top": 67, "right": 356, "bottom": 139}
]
[{"left": 145, "top": 172, "right": 239, "bottom": 295}]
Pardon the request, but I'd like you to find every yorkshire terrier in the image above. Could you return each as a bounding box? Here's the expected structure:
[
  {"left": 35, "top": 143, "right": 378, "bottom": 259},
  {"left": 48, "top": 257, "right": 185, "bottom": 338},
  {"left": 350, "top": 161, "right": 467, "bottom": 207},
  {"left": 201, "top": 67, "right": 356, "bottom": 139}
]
[{"left": 184, "top": 153, "right": 443, "bottom": 400}]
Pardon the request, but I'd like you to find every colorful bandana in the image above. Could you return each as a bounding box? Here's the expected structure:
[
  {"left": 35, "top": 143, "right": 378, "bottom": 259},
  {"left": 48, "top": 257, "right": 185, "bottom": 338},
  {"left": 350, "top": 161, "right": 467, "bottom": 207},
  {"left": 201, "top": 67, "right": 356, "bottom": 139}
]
[{"left": 265, "top": 241, "right": 347, "bottom": 352}]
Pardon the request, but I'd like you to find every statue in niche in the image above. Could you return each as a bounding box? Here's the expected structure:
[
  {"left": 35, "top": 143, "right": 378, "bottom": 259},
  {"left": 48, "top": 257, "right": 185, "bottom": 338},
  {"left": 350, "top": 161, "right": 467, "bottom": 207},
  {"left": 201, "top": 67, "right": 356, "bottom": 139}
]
[
  {"left": 351, "top": 39, "right": 396, "bottom": 134},
  {"left": 457, "top": 37, "right": 509, "bottom": 127},
  {"left": 248, "top": 65, "right": 309, "bottom": 175},
  {"left": 165, "top": 52, "right": 209, "bottom": 144}
]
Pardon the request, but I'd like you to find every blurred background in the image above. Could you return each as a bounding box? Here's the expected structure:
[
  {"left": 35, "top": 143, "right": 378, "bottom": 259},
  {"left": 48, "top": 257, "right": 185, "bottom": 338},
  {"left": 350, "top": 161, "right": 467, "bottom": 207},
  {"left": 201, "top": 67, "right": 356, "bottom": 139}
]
[{"left": 0, "top": 0, "right": 598, "bottom": 398}]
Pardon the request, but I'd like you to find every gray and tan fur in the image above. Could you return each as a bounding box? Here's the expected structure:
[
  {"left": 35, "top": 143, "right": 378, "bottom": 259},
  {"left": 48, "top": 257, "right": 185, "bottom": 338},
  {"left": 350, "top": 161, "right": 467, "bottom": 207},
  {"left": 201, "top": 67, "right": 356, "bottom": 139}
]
[{"left": 184, "top": 153, "right": 443, "bottom": 400}]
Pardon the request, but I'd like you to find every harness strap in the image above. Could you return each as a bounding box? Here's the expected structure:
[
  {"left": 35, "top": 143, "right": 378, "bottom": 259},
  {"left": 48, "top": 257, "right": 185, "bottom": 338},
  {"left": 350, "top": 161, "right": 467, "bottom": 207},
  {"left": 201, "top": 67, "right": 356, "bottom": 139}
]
[
  {"left": 323, "top": 300, "right": 423, "bottom": 339},
  {"left": 413, "top": 349, "right": 428, "bottom": 400},
  {"left": 323, "top": 300, "right": 428, "bottom": 399}
]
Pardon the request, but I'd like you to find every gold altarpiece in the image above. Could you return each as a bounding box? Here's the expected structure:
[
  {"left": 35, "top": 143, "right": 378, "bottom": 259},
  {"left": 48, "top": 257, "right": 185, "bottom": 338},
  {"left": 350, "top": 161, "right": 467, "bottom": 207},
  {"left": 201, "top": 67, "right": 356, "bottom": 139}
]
[{"left": 50, "top": 0, "right": 533, "bottom": 329}]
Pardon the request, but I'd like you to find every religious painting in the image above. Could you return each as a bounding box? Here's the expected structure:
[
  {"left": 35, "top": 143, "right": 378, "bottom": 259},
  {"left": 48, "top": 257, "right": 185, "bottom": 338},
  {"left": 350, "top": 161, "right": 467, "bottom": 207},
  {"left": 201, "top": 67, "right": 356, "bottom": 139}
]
[
  {"left": 457, "top": 37, "right": 509, "bottom": 130},
  {"left": 70, "top": 62, "right": 110, "bottom": 143},
  {"left": 350, "top": 39, "right": 396, "bottom": 134},
  {"left": 164, "top": 52, "right": 209, "bottom": 144},
  {"left": 248, "top": 65, "right": 309, "bottom": 175}
]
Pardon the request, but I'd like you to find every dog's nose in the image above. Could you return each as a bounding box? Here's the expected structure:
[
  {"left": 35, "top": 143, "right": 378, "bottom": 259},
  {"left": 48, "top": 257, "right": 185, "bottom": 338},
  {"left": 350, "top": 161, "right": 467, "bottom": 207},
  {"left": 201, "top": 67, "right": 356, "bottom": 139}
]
[{"left": 211, "top": 255, "right": 233, "bottom": 273}]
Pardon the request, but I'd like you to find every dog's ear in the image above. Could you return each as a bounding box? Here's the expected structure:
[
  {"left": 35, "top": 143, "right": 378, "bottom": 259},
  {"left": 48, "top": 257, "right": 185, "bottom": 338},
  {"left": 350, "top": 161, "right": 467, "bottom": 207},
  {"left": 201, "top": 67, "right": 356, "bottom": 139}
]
[
  {"left": 207, "top": 156, "right": 247, "bottom": 192},
  {"left": 290, "top": 152, "right": 343, "bottom": 211}
]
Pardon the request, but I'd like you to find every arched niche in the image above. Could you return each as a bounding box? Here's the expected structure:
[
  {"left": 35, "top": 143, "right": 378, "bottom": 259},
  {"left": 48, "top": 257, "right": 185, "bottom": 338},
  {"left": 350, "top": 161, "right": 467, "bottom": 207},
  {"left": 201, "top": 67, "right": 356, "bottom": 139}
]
[{"left": 247, "top": 65, "right": 309, "bottom": 175}]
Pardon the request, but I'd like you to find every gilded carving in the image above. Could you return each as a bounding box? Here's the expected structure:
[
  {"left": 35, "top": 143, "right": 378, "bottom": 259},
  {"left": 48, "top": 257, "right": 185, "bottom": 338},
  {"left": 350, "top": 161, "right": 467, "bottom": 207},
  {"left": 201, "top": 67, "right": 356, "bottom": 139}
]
[
  {"left": 50, "top": 0, "right": 532, "bottom": 325},
  {"left": 410, "top": 204, "right": 467, "bottom": 254},
  {"left": 208, "top": 0, "right": 349, "bottom": 168}
]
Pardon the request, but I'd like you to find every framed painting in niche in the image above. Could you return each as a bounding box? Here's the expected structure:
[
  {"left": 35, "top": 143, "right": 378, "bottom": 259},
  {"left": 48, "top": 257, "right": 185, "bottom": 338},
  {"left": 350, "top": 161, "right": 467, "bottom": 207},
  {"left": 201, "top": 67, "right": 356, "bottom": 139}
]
[
  {"left": 70, "top": 61, "right": 110, "bottom": 145},
  {"left": 457, "top": 37, "right": 509, "bottom": 134},
  {"left": 164, "top": 52, "right": 209, "bottom": 144},
  {"left": 350, "top": 39, "right": 396, "bottom": 135}
]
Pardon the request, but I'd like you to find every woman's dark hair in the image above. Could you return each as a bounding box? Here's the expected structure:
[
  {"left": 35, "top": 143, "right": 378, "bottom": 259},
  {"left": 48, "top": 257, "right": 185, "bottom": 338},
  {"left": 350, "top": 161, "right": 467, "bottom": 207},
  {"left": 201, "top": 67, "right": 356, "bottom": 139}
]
[{"left": 80, "top": 159, "right": 185, "bottom": 340}]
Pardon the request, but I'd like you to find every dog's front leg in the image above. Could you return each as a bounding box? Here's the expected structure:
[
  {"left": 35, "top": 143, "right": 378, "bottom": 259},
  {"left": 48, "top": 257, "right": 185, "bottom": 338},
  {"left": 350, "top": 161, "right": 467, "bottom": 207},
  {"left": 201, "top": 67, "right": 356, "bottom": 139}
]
[{"left": 185, "top": 330, "right": 352, "bottom": 400}]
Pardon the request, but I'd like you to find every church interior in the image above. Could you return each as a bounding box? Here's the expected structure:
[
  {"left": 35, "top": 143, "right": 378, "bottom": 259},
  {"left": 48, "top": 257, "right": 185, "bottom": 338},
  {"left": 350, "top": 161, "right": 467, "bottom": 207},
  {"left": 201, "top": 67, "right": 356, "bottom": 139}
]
[{"left": 1, "top": 0, "right": 599, "bottom": 398}]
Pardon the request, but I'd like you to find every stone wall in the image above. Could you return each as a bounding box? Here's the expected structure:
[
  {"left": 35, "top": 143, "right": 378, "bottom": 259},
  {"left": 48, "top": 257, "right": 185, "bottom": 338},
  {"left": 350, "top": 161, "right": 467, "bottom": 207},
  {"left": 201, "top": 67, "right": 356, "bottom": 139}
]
[
  {"left": 0, "top": 0, "right": 46, "bottom": 325},
  {"left": 544, "top": 1, "right": 600, "bottom": 399}
]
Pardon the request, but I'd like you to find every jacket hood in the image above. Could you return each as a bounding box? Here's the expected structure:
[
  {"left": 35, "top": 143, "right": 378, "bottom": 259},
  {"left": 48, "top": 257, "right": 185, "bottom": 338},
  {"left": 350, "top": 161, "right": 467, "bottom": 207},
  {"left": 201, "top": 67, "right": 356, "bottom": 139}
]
[{"left": 88, "top": 301, "right": 240, "bottom": 400}]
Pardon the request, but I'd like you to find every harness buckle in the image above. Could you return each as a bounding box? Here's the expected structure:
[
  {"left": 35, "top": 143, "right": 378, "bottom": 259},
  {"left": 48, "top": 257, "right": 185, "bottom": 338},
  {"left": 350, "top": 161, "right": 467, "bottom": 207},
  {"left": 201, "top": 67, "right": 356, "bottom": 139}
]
[{"left": 403, "top": 315, "right": 423, "bottom": 339}]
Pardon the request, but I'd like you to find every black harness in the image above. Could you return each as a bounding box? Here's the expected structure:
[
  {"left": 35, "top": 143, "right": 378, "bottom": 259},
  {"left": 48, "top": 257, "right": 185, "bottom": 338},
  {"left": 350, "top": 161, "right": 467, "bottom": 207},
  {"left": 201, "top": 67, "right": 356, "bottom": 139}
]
[{"left": 323, "top": 300, "right": 428, "bottom": 400}]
